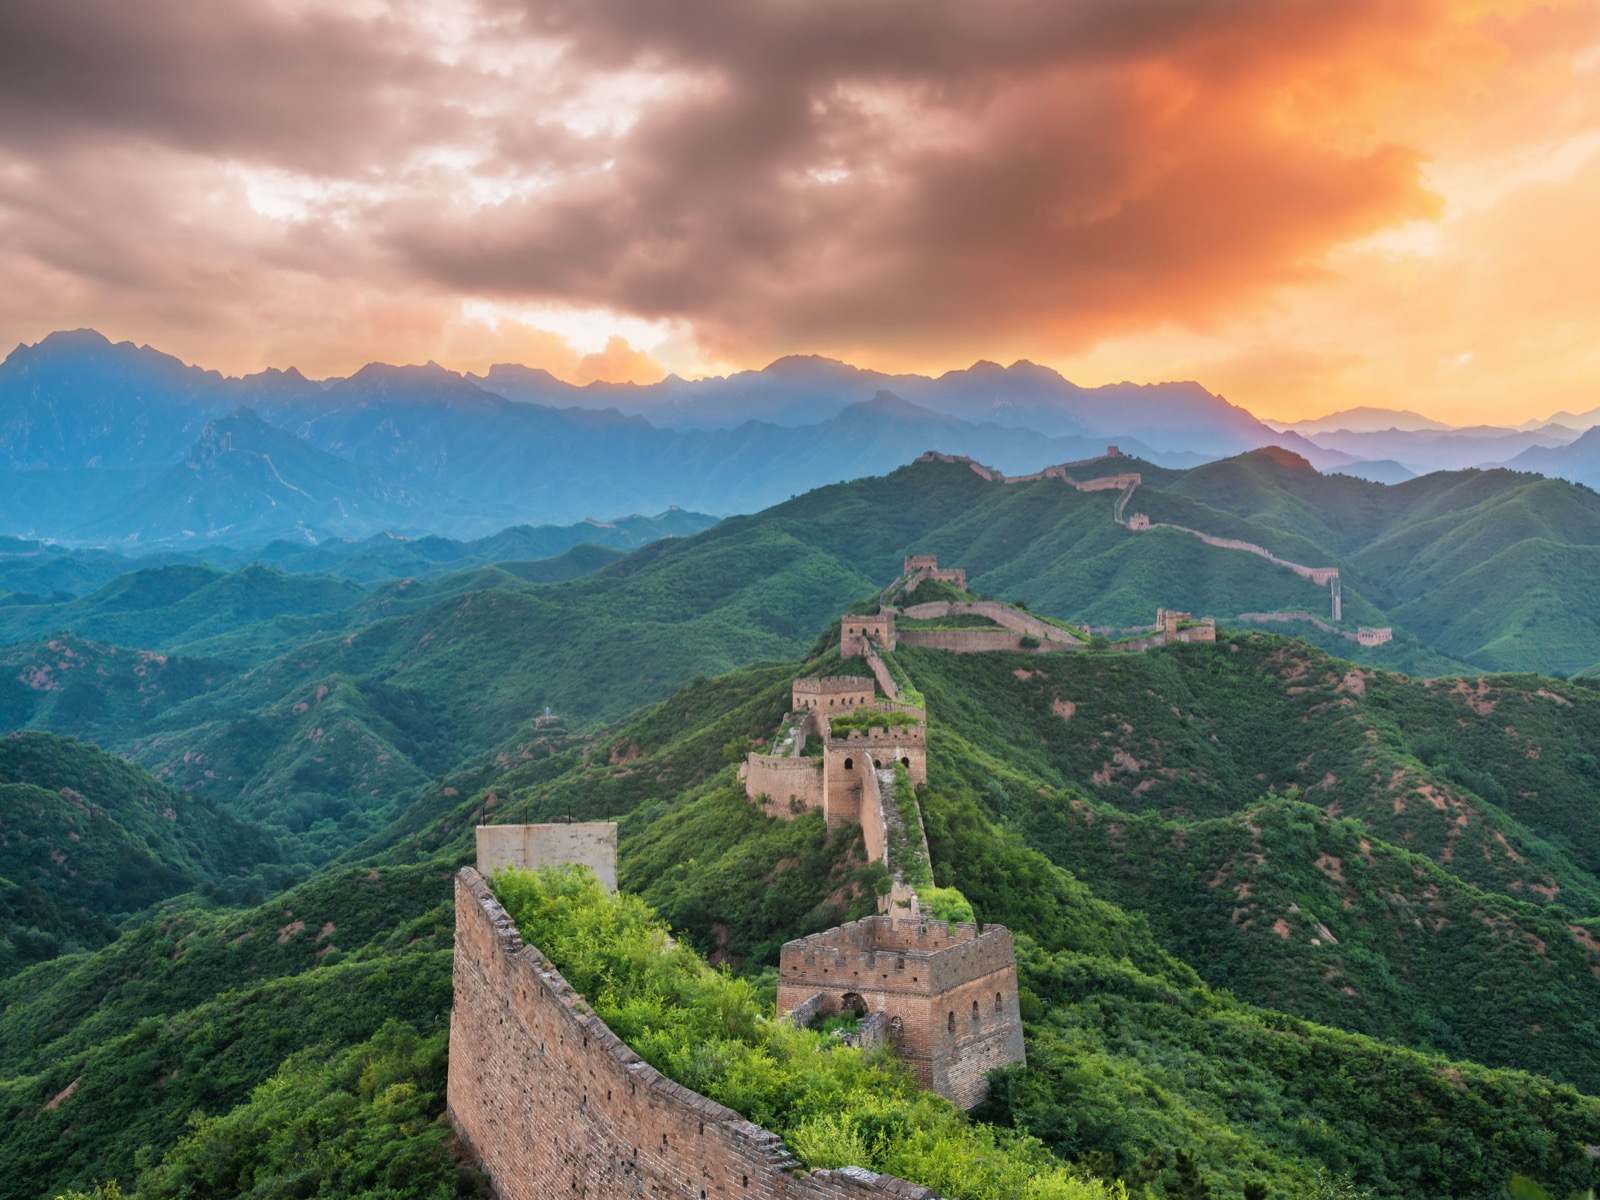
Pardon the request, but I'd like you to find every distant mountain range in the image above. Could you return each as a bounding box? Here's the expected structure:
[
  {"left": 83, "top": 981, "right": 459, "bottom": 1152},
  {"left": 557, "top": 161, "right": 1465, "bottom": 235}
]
[
  {"left": 1, "top": 329, "right": 1591, "bottom": 547},
  {"left": 0, "top": 330, "right": 1351, "bottom": 546}
]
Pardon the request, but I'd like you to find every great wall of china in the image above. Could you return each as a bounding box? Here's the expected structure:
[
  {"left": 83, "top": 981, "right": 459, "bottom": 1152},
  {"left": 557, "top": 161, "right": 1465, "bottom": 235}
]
[
  {"left": 916, "top": 449, "right": 1389, "bottom": 637},
  {"left": 448, "top": 450, "right": 1395, "bottom": 1199}
]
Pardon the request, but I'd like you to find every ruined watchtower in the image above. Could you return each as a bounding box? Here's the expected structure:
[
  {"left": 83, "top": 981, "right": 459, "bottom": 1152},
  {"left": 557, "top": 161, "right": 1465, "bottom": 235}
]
[
  {"left": 777, "top": 916, "right": 1025, "bottom": 1109},
  {"left": 903, "top": 555, "right": 967, "bottom": 591}
]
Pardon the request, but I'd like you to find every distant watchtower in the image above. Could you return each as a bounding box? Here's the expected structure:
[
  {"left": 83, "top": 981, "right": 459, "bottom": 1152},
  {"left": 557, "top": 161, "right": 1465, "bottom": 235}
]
[
  {"left": 841, "top": 611, "right": 897, "bottom": 657},
  {"left": 902, "top": 555, "right": 967, "bottom": 591},
  {"left": 777, "top": 916, "right": 1025, "bottom": 1109}
]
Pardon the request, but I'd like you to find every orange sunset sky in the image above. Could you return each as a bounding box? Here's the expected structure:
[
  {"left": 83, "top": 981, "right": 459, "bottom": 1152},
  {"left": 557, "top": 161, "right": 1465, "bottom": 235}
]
[{"left": 1, "top": 0, "right": 1597, "bottom": 425}]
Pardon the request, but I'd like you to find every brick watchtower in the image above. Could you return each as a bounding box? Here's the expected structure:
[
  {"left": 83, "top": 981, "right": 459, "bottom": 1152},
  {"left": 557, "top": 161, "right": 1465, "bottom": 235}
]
[
  {"left": 841, "top": 611, "right": 897, "bottom": 657},
  {"left": 776, "top": 916, "right": 1025, "bottom": 1110}
]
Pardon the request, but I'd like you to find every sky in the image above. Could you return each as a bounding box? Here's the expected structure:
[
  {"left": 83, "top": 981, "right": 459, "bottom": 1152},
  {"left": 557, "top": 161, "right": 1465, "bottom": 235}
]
[{"left": 1, "top": 0, "right": 1597, "bottom": 425}]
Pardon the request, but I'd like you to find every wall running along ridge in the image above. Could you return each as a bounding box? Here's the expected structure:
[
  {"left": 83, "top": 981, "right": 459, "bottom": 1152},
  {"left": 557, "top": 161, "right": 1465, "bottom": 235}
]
[
  {"left": 899, "top": 600, "right": 1085, "bottom": 647},
  {"left": 448, "top": 869, "right": 940, "bottom": 1200}
]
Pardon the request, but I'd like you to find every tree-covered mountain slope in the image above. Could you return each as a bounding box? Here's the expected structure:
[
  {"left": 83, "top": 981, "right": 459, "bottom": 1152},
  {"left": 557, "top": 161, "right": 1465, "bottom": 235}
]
[
  {"left": 0, "top": 732, "right": 287, "bottom": 975},
  {"left": 4, "top": 452, "right": 1596, "bottom": 866},
  {"left": 346, "top": 641, "right": 1600, "bottom": 1197},
  {"left": 9, "top": 628, "right": 1600, "bottom": 1200},
  {"left": 0, "top": 562, "right": 365, "bottom": 659}
]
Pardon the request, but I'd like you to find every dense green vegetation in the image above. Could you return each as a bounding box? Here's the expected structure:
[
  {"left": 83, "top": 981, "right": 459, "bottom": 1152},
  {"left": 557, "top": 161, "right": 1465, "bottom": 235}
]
[
  {"left": 827, "top": 706, "right": 921, "bottom": 734},
  {"left": 7, "top": 454, "right": 1600, "bottom": 1199},
  {"left": 3, "top": 453, "right": 1597, "bottom": 861},
  {"left": 0, "top": 732, "right": 288, "bottom": 975},
  {"left": 132, "top": 1022, "right": 476, "bottom": 1199},
  {"left": 894, "top": 639, "right": 1600, "bottom": 1090},
  {"left": 0, "top": 862, "right": 458, "bottom": 1199},
  {"left": 492, "top": 864, "right": 1118, "bottom": 1200}
]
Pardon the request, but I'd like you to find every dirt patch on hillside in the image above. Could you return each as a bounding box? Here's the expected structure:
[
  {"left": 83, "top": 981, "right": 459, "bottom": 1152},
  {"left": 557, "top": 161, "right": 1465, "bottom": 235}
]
[
  {"left": 1336, "top": 670, "right": 1369, "bottom": 696},
  {"left": 1451, "top": 678, "right": 1497, "bottom": 716},
  {"left": 45, "top": 1078, "right": 80, "bottom": 1110}
]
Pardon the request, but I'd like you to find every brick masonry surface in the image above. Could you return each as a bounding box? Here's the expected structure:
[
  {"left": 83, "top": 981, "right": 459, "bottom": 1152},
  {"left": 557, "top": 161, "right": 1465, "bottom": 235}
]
[
  {"left": 775, "top": 916, "right": 1025, "bottom": 1110},
  {"left": 475, "top": 823, "right": 619, "bottom": 892},
  {"left": 448, "top": 869, "right": 942, "bottom": 1200}
]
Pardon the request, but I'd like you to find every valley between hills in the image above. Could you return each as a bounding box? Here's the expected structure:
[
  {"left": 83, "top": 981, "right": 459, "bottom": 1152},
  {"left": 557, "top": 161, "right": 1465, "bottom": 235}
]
[{"left": 4, "top": 452, "right": 1600, "bottom": 1199}]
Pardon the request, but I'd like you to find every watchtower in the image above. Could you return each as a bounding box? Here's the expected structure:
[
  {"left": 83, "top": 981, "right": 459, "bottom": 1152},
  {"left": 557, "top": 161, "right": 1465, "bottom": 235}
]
[
  {"left": 792, "top": 676, "right": 875, "bottom": 713},
  {"left": 777, "top": 916, "right": 1025, "bottom": 1109},
  {"left": 841, "top": 611, "right": 897, "bottom": 657}
]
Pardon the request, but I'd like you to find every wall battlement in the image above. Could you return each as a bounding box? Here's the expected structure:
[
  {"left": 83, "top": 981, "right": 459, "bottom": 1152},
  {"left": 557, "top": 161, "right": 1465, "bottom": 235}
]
[
  {"left": 475, "top": 823, "right": 619, "bottom": 892},
  {"left": 828, "top": 724, "right": 927, "bottom": 747},
  {"left": 448, "top": 869, "right": 941, "bottom": 1200}
]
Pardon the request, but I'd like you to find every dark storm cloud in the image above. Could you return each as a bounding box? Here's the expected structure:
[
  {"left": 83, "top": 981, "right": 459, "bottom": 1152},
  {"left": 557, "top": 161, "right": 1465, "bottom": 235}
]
[
  {"left": 0, "top": 0, "right": 464, "bottom": 171},
  {"left": 0, "top": 0, "right": 1567, "bottom": 373},
  {"left": 388, "top": 0, "right": 1443, "bottom": 357}
]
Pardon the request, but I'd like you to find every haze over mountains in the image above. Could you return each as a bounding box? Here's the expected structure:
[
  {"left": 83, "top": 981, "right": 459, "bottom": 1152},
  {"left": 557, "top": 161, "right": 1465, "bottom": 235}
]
[{"left": 4, "top": 331, "right": 1592, "bottom": 553}]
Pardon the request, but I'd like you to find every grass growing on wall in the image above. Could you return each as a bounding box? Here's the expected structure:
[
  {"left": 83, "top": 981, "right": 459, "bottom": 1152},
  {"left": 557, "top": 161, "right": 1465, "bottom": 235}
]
[{"left": 490, "top": 864, "right": 1121, "bottom": 1200}]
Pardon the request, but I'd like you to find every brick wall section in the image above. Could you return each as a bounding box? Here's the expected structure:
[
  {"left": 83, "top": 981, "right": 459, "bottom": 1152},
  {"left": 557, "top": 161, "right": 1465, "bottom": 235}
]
[
  {"left": 899, "top": 601, "right": 1084, "bottom": 646},
  {"left": 859, "top": 645, "right": 901, "bottom": 703},
  {"left": 475, "top": 824, "right": 619, "bottom": 892},
  {"left": 896, "top": 629, "right": 1034, "bottom": 654},
  {"left": 739, "top": 755, "right": 826, "bottom": 818},
  {"left": 858, "top": 762, "right": 889, "bottom": 866},
  {"left": 775, "top": 917, "right": 1024, "bottom": 1111},
  {"left": 448, "top": 870, "right": 941, "bottom": 1200}
]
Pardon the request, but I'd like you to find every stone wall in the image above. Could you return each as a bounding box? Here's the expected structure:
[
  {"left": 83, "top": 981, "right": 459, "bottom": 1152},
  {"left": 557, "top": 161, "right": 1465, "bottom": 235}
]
[
  {"left": 775, "top": 916, "right": 1024, "bottom": 1110},
  {"left": 859, "top": 644, "right": 901, "bottom": 703},
  {"left": 475, "top": 823, "right": 619, "bottom": 892},
  {"left": 740, "top": 755, "right": 826, "bottom": 818},
  {"left": 896, "top": 628, "right": 1032, "bottom": 654},
  {"left": 858, "top": 761, "right": 890, "bottom": 867},
  {"left": 448, "top": 870, "right": 940, "bottom": 1200},
  {"left": 899, "top": 601, "right": 1084, "bottom": 647}
]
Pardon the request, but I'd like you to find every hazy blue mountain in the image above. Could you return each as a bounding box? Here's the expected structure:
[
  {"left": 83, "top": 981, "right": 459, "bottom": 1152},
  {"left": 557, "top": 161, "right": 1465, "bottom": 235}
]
[
  {"left": 1304, "top": 424, "right": 1580, "bottom": 472},
  {"left": 71, "top": 408, "right": 429, "bottom": 546},
  {"left": 1331, "top": 459, "right": 1418, "bottom": 484},
  {"left": 479, "top": 351, "right": 1345, "bottom": 464},
  {"left": 1265, "top": 405, "right": 1453, "bottom": 434},
  {"left": 0, "top": 331, "right": 1373, "bottom": 542},
  {"left": 0, "top": 330, "right": 299, "bottom": 469},
  {"left": 1496, "top": 424, "right": 1600, "bottom": 490}
]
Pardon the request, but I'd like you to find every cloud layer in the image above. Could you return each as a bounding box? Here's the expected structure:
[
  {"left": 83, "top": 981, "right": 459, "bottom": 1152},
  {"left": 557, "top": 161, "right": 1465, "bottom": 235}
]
[{"left": 0, "top": 0, "right": 1595, "bottom": 419}]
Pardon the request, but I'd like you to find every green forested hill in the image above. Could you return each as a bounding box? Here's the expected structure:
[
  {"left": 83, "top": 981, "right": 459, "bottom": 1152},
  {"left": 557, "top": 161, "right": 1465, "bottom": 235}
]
[
  {"left": 0, "top": 732, "right": 287, "bottom": 974},
  {"left": 7, "top": 454, "right": 1600, "bottom": 1198},
  {"left": 3, "top": 452, "right": 1596, "bottom": 872},
  {"left": 9, "top": 629, "right": 1600, "bottom": 1199}
]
